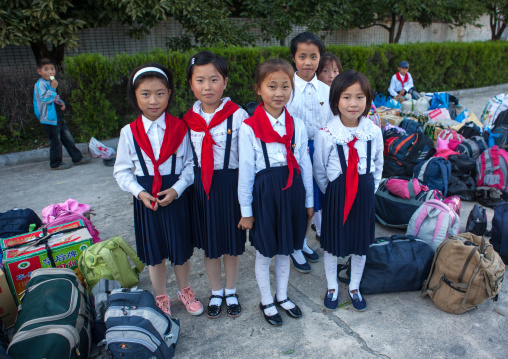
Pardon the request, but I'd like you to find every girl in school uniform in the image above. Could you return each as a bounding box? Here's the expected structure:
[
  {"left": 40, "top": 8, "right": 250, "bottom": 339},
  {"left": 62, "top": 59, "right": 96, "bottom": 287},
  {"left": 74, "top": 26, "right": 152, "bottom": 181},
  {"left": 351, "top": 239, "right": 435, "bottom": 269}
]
[
  {"left": 313, "top": 70, "right": 384, "bottom": 311},
  {"left": 238, "top": 59, "right": 314, "bottom": 326},
  {"left": 183, "top": 51, "right": 247, "bottom": 319},
  {"left": 316, "top": 53, "right": 343, "bottom": 87},
  {"left": 114, "top": 63, "right": 203, "bottom": 317}
]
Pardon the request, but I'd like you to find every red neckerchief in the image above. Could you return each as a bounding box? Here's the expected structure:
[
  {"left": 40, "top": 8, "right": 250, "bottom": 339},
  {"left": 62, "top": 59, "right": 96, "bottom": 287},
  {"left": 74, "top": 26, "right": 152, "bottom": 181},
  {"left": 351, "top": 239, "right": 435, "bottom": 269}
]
[
  {"left": 244, "top": 104, "right": 300, "bottom": 190},
  {"left": 343, "top": 137, "right": 359, "bottom": 224},
  {"left": 183, "top": 100, "right": 239, "bottom": 197},
  {"left": 130, "top": 112, "right": 188, "bottom": 208},
  {"left": 396, "top": 72, "right": 408, "bottom": 87}
]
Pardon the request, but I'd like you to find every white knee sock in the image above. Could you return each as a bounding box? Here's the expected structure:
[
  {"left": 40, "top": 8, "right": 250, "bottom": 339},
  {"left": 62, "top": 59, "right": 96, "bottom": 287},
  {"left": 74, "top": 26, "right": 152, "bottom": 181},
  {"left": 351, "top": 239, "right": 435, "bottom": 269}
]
[
  {"left": 255, "top": 251, "right": 277, "bottom": 315},
  {"left": 209, "top": 289, "right": 223, "bottom": 306},
  {"left": 324, "top": 252, "right": 338, "bottom": 300},
  {"left": 314, "top": 211, "right": 322, "bottom": 236},
  {"left": 349, "top": 254, "right": 366, "bottom": 301},
  {"left": 292, "top": 249, "right": 307, "bottom": 264},
  {"left": 302, "top": 236, "right": 314, "bottom": 255},
  {"left": 225, "top": 288, "right": 238, "bottom": 306},
  {"left": 275, "top": 255, "right": 295, "bottom": 310}
]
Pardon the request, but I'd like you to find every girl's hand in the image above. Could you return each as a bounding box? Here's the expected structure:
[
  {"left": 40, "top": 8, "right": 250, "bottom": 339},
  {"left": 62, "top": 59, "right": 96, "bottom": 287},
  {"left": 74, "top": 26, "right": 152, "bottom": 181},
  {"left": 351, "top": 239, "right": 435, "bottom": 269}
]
[
  {"left": 157, "top": 188, "right": 178, "bottom": 207},
  {"left": 139, "top": 191, "right": 158, "bottom": 211},
  {"left": 306, "top": 207, "right": 315, "bottom": 220},
  {"left": 238, "top": 216, "right": 254, "bottom": 230}
]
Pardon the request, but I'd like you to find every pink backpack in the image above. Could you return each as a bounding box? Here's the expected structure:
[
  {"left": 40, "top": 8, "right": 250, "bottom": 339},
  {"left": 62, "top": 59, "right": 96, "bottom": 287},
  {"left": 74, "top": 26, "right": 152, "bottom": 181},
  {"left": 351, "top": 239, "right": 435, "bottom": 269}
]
[
  {"left": 443, "top": 196, "right": 461, "bottom": 216},
  {"left": 438, "top": 128, "right": 465, "bottom": 142},
  {"left": 476, "top": 145, "right": 508, "bottom": 190},
  {"left": 42, "top": 198, "right": 100, "bottom": 243}
]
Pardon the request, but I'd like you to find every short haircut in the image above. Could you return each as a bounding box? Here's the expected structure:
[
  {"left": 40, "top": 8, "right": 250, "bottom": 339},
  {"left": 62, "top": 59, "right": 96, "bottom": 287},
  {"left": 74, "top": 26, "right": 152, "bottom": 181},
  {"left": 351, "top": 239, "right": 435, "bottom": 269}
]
[
  {"left": 186, "top": 51, "right": 228, "bottom": 82},
  {"left": 37, "top": 58, "right": 55, "bottom": 69},
  {"left": 127, "top": 63, "right": 175, "bottom": 114},
  {"left": 254, "top": 59, "right": 294, "bottom": 101},
  {"left": 329, "top": 69, "right": 372, "bottom": 118},
  {"left": 290, "top": 32, "right": 325, "bottom": 57},
  {"left": 317, "top": 53, "right": 343, "bottom": 75}
]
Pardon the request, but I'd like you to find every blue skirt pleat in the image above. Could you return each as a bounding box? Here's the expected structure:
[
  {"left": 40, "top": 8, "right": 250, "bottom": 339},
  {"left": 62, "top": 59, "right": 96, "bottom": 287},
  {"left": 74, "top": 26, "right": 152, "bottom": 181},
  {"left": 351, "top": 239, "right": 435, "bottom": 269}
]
[
  {"left": 190, "top": 168, "right": 246, "bottom": 259},
  {"left": 250, "top": 166, "right": 307, "bottom": 258},
  {"left": 320, "top": 173, "right": 375, "bottom": 257},
  {"left": 134, "top": 174, "right": 193, "bottom": 266},
  {"left": 308, "top": 139, "right": 324, "bottom": 211}
]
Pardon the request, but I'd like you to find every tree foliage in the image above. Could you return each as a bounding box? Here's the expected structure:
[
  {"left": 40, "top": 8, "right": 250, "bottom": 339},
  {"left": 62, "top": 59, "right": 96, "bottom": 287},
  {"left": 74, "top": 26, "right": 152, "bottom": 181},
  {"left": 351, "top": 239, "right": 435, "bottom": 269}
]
[{"left": 481, "top": 0, "right": 508, "bottom": 40}]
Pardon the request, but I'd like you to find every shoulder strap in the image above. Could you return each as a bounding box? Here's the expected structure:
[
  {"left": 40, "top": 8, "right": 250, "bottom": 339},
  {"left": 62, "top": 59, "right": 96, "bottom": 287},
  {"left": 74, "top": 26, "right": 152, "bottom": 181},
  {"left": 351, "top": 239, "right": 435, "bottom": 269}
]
[
  {"left": 188, "top": 128, "right": 199, "bottom": 167},
  {"left": 223, "top": 114, "right": 234, "bottom": 169},
  {"left": 366, "top": 140, "right": 372, "bottom": 173},
  {"left": 98, "top": 237, "right": 145, "bottom": 285},
  {"left": 336, "top": 144, "right": 347, "bottom": 172},
  {"left": 133, "top": 135, "right": 149, "bottom": 177},
  {"left": 261, "top": 141, "right": 270, "bottom": 168}
]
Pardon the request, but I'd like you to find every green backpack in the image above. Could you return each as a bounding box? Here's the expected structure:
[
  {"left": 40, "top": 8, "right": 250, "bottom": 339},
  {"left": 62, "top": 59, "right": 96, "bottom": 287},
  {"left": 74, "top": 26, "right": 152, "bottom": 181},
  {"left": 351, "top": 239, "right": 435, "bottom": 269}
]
[{"left": 78, "top": 235, "right": 145, "bottom": 293}]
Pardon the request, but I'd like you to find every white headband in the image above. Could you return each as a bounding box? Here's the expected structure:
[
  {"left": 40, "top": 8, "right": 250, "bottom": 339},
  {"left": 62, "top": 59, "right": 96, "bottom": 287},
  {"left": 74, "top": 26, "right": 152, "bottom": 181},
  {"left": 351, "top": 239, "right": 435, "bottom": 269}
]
[{"left": 132, "top": 67, "right": 168, "bottom": 84}]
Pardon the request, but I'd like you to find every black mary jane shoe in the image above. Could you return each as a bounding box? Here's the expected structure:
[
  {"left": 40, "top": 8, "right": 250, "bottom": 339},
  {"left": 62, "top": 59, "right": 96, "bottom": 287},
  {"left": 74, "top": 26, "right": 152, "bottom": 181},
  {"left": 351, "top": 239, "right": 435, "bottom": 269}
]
[
  {"left": 274, "top": 296, "right": 302, "bottom": 319},
  {"left": 225, "top": 293, "right": 242, "bottom": 318},
  {"left": 259, "top": 303, "right": 282, "bottom": 326},
  {"left": 207, "top": 295, "right": 223, "bottom": 319}
]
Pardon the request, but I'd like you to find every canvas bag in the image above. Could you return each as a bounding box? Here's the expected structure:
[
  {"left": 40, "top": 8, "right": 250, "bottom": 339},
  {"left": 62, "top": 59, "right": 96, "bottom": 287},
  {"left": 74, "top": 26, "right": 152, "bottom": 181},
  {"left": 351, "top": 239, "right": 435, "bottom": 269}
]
[
  {"left": 7, "top": 268, "right": 92, "bottom": 359},
  {"left": 422, "top": 233, "right": 505, "bottom": 315},
  {"left": 406, "top": 199, "right": 460, "bottom": 251},
  {"left": 337, "top": 235, "right": 434, "bottom": 294},
  {"left": 105, "top": 288, "right": 180, "bottom": 359},
  {"left": 77, "top": 236, "right": 145, "bottom": 293},
  {"left": 375, "top": 178, "right": 444, "bottom": 228},
  {"left": 413, "top": 157, "right": 452, "bottom": 196},
  {"left": 476, "top": 145, "right": 508, "bottom": 190}
]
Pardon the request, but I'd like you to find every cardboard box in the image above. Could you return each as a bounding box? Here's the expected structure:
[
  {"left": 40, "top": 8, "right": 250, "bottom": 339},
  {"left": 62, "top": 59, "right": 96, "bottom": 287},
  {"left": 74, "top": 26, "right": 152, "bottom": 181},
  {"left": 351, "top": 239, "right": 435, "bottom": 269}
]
[
  {"left": 1, "top": 219, "right": 84, "bottom": 250},
  {"left": 382, "top": 115, "right": 404, "bottom": 127},
  {"left": 3, "top": 227, "right": 93, "bottom": 304},
  {"left": 0, "top": 270, "right": 17, "bottom": 329}
]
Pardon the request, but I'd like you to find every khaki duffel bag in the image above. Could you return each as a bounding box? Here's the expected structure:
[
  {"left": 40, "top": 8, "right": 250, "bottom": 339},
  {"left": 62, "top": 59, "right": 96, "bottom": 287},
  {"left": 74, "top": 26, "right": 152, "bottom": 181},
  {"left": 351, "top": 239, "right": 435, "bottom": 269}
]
[{"left": 422, "top": 233, "right": 505, "bottom": 315}]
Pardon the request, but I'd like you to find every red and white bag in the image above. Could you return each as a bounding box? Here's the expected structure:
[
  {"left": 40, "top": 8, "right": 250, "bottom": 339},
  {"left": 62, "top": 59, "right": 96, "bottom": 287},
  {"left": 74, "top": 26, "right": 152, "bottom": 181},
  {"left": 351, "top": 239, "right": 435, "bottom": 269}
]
[
  {"left": 438, "top": 129, "right": 465, "bottom": 142},
  {"left": 476, "top": 145, "right": 508, "bottom": 190}
]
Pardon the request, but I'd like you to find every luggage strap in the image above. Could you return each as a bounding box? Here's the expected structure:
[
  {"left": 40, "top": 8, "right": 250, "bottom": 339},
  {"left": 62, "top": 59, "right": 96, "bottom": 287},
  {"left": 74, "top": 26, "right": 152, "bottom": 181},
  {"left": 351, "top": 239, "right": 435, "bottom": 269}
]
[{"left": 99, "top": 237, "right": 145, "bottom": 285}]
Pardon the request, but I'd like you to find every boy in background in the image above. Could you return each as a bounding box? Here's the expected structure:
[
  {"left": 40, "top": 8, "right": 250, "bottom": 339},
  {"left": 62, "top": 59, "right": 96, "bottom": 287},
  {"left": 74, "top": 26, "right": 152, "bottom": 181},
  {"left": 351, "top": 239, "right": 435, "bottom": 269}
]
[
  {"left": 34, "top": 58, "right": 91, "bottom": 170},
  {"left": 388, "top": 61, "right": 420, "bottom": 102}
]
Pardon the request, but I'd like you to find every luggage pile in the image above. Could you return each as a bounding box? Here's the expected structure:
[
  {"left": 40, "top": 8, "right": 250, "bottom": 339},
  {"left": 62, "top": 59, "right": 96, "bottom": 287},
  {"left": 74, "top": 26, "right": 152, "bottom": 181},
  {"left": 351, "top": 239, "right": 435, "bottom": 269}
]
[{"left": 0, "top": 199, "right": 180, "bottom": 359}]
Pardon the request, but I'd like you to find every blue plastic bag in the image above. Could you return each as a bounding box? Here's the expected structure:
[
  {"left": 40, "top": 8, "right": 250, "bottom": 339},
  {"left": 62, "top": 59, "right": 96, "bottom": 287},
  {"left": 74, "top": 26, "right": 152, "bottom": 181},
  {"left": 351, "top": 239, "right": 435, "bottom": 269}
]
[
  {"left": 374, "top": 94, "right": 401, "bottom": 109},
  {"left": 429, "top": 93, "right": 449, "bottom": 110}
]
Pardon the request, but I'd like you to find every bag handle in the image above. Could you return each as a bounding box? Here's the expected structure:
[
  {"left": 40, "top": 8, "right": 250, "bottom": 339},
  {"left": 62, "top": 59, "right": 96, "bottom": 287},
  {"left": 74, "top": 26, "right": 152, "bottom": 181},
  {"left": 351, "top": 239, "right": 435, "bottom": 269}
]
[{"left": 408, "top": 180, "right": 416, "bottom": 199}]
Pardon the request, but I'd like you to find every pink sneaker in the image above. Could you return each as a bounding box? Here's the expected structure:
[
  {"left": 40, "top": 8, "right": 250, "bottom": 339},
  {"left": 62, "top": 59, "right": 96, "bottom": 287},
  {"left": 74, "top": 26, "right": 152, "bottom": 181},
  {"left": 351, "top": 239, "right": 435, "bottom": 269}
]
[
  {"left": 178, "top": 287, "right": 204, "bottom": 316},
  {"left": 156, "top": 294, "right": 171, "bottom": 316}
]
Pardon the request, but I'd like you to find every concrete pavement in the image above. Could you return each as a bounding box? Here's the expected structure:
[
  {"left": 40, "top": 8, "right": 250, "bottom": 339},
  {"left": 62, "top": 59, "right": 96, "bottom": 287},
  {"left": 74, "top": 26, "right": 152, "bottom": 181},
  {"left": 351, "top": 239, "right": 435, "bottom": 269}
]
[{"left": 1, "top": 85, "right": 508, "bottom": 358}]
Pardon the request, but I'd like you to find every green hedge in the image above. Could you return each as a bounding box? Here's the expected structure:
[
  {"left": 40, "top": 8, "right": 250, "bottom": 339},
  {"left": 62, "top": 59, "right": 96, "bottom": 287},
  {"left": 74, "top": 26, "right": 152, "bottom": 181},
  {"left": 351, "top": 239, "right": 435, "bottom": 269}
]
[{"left": 63, "top": 41, "right": 508, "bottom": 142}]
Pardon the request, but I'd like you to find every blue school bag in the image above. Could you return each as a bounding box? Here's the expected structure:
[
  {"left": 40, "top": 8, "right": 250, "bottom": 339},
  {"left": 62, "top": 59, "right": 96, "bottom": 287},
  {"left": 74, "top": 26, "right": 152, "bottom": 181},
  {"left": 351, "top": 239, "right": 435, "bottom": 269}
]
[
  {"left": 105, "top": 288, "right": 180, "bottom": 359},
  {"left": 399, "top": 118, "right": 423, "bottom": 134},
  {"left": 413, "top": 157, "right": 452, "bottom": 196}
]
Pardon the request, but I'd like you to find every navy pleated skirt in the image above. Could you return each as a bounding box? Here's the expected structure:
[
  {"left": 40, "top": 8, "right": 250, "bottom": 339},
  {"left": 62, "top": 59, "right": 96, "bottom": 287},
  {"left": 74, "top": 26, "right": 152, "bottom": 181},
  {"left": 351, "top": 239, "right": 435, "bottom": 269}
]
[
  {"left": 190, "top": 168, "right": 246, "bottom": 259},
  {"left": 308, "top": 140, "right": 324, "bottom": 211},
  {"left": 134, "top": 174, "right": 193, "bottom": 266},
  {"left": 321, "top": 173, "right": 375, "bottom": 257},
  {"left": 250, "top": 166, "right": 307, "bottom": 258}
]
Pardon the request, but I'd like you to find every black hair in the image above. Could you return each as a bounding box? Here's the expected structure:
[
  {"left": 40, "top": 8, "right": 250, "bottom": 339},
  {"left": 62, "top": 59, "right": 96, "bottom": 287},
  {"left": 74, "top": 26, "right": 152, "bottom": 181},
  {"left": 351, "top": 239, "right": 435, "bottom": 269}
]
[
  {"left": 186, "top": 51, "right": 228, "bottom": 82},
  {"left": 127, "top": 63, "right": 175, "bottom": 114},
  {"left": 253, "top": 59, "right": 295, "bottom": 102},
  {"left": 290, "top": 32, "right": 325, "bottom": 57},
  {"left": 329, "top": 69, "right": 372, "bottom": 118},
  {"left": 37, "top": 58, "right": 55, "bottom": 69},
  {"left": 317, "top": 53, "right": 343, "bottom": 75}
]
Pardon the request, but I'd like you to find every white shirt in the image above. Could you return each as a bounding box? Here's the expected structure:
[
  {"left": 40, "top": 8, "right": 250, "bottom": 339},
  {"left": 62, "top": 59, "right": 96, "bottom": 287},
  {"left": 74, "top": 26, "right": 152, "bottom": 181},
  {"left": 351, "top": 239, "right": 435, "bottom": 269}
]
[
  {"left": 313, "top": 116, "right": 384, "bottom": 194},
  {"left": 286, "top": 73, "right": 332, "bottom": 140},
  {"left": 238, "top": 108, "right": 314, "bottom": 217},
  {"left": 189, "top": 98, "right": 248, "bottom": 169},
  {"left": 388, "top": 72, "right": 414, "bottom": 97},
  {"left": 113, "top": 113, "right": 194, "bottom": 198}
]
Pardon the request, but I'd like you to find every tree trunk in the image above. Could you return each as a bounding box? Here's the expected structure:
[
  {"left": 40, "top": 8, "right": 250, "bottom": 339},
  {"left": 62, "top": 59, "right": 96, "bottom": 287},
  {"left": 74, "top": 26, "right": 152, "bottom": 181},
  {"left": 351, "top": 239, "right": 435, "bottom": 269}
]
[
  {"left": 388, "top": 13, "right": 396, "bottom": 43},
  {"left": 490, "top": 13, "right": 507, "bottom": 41},
  {"left": 280, "top": 38, "right": 285, "bottom": 46},
  {"left": 393, "top": 16, "right": 405, "bottom": 44},
  {"left": 30, "top": 41, "right": 66, "bottom": 68}
]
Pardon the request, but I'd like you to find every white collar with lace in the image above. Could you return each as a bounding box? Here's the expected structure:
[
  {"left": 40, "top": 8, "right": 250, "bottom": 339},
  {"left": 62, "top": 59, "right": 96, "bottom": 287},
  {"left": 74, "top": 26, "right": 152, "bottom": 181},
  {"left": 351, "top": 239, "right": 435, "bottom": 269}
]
[{"left": 322, "top": 116, "right": 378, "bottom": 144}]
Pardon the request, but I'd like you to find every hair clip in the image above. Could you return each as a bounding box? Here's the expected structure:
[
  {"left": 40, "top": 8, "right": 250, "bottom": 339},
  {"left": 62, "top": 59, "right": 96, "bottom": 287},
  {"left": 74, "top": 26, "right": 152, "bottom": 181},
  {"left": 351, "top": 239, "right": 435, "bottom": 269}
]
[{"left": 191, "top": 58, "right": 195, "bottom": 65}]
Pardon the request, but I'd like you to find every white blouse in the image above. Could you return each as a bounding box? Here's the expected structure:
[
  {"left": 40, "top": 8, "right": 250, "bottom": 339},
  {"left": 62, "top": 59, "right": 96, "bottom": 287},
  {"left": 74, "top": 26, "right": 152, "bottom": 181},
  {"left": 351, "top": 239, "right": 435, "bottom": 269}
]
[
  {"left": 238, "top": 108, "right": 314, "bottom": 217},
  {"left": 286, "top": 73, "right": 332, "bottom": 140},
  {"left": 113, "top": 114, "right": 194, "bottom": 198},
  {"left": 313, "top": 116, "right": 384, "bottom": 194},
  {"left": 188, "top": 98, "right": 248, "bottom": 169}
]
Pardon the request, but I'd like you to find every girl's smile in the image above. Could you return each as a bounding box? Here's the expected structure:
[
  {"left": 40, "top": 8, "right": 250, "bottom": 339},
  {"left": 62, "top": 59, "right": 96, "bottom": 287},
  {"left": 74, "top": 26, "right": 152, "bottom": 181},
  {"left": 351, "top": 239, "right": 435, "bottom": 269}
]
[
  {"left": 135, "top": 78, "right": 171, "bottom": 121},
  {"left": 190, "top": 63, "right": 228, "bottom": 114}
]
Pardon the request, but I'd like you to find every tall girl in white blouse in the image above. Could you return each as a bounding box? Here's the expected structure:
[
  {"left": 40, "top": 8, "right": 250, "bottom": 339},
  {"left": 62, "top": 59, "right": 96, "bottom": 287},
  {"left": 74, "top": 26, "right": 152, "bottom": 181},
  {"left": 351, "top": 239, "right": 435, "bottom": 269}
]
[{"left": 313, "top": 70, "right": 384, "bottom": 311}]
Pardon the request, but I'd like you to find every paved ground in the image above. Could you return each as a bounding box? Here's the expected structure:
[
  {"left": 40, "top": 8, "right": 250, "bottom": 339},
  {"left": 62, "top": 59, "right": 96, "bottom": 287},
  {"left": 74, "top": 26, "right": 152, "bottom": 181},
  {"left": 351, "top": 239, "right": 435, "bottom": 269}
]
[{"left": 1, "top": 85, "right": 508, "bottom": 358}]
